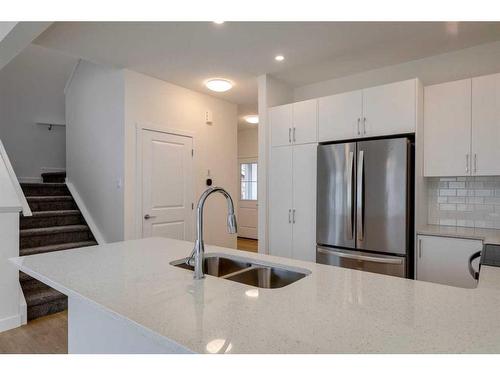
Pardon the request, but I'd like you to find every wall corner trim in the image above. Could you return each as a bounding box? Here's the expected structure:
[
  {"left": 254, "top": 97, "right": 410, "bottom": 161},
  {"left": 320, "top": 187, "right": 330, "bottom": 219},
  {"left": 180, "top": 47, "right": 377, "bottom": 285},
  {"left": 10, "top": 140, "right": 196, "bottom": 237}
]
[
  {"left": 65, "top": 178, "right": 106, "bottom": 245},
  {"left": 63, "top": 59, "right": 82, "bottom": 95}
]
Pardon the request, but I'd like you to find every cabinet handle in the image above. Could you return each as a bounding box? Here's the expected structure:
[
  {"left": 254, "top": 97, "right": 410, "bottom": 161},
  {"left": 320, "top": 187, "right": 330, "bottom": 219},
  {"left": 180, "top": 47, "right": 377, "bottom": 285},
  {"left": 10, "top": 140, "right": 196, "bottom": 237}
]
[
  {"left": 474, "top": 153, "right": 477, "bottom": 174},
  {"left": 466, "top": 154, "right": 469, "bottom": 174},
  {"left": 288, "top": 128, "right": 291, "bottom": 143},
  {"left": 363, "top": 117, "right": 367, "bottom": 135},
  {"left": 293, "top": 127, "right": 296, "bottom": 143},
  {"left": 292, "top": 208, "right": 296, "bottom": 224},
  {"left": 418, "top": 238, "right": 422, "bottom": 259},
  {"left": 357, "top": 118, "right": 361, "bottom": 135},
  {"left": 288, "top": 209, "right": 291, "bottom": 223}
]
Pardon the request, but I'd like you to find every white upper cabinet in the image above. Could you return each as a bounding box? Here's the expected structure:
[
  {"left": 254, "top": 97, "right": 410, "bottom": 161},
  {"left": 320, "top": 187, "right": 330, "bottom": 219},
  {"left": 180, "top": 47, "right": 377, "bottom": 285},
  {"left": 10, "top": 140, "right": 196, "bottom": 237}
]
[
  {"left": 269, "top": 101, "right": 317, "bottom": 147},
  {"left": 318, "top": 90, "right": 362, "bottom": 142},
  {"left": 362, "top": 79, "right": 417, "bottom": 137},
  {"left": 472, "top": 73, "right": 500, "bottom": 176},
  {"left": 293, "top": 99, "right": 318, "bottom": 145},
  {"left": 317, "top": 79, "right": 418, "bottom": 142},
  {"left": 269, "top": 104, "right": 293, "bottom": 147},
  {"left": 424, "top": 79, "right": 472, "bottom": 177}
]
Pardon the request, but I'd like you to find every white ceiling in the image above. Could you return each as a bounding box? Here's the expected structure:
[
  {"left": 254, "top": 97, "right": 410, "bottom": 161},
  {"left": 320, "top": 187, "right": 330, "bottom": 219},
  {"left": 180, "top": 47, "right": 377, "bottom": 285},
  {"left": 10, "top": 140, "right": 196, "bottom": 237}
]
[{"left": 34, "top": 22, "right": 500, "bottom": 128}]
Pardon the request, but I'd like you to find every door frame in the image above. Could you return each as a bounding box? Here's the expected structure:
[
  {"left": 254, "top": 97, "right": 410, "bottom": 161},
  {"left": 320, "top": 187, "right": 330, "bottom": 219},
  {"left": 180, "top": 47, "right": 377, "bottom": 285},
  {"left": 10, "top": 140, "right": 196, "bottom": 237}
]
[
  {"left": 238, "top": 157, "right": 259, "bottom": 240},
  {"left": 135, "top": 122, "right": 196, "bottom": 240}
]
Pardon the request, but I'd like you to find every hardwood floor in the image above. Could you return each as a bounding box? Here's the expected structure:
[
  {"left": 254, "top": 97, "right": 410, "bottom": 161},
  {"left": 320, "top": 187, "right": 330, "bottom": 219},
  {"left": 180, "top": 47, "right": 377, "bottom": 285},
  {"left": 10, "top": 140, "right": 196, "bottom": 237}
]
[
  {"left": 0, "top": 311, "right": 68, "bottom": 354},
  {"left": 237, "top": 237, "right": 258, "bottom": 252}
]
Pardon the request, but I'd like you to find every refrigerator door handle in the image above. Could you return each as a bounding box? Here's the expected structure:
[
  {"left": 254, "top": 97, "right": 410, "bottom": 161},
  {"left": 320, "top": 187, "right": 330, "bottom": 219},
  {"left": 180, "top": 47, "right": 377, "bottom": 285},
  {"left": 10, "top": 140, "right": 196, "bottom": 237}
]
[
  {"left": 317, "top": 247, "right": 403, "bottom": 265},
  {"left": 346, "top": 151, "right": 354, "bottom": 240},
  {"left": 356, "top": 150, "right": 364, "bottom": 241}
]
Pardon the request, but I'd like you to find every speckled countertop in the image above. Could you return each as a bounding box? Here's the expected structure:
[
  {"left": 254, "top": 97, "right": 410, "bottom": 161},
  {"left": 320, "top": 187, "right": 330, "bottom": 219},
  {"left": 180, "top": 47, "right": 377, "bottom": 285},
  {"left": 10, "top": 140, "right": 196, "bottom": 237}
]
[
  {"left": 418, "top": 224, "right": 500, "bottom": 245},
  {"left": 10, "top": 237, "right": 500, "bottom": 353}
]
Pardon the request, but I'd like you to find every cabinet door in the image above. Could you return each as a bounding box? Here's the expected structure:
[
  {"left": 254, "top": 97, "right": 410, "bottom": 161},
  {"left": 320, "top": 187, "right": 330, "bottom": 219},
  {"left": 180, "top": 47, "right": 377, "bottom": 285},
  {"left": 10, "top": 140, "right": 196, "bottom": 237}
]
[
  {"left": 417, "top": 235, "right": 481, "bottom": 288},
  {"left": 293, "top": 99, "right": 317, "bottom": 144},
  {"left": 318, "top": 90, "right": 362, "bottom": 142},
  {"left": 269, "top": 146, "right": 293, "bottom": 258},
  {"left": 292, "top": 144, "right": 317, "bottom": 262},
  {"left": 423, "top": 79, "right": 472, "bottom": 177},
  {"left": 269, "top": 104, "right": 292, "bottom": 147},
  {"left": 362, "top": 79, "right": 416, "bottom": 137},
  {"left": 472, "top": 73, "right": 500, "bottom": 176}
]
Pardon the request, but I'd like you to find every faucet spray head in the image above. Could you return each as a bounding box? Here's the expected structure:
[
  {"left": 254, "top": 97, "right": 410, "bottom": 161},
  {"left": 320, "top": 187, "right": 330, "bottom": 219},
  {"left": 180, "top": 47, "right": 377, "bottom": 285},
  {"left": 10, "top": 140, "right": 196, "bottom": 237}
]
[{"left": 227, "top": 213, "right": 237, "bottom": 234}]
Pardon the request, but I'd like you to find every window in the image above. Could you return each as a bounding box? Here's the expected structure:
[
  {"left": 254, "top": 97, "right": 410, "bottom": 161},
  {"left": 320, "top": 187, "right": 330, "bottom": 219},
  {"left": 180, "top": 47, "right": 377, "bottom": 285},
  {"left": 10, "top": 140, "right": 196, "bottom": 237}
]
[{"left": 240, "top": 162, "right": 257, "bottom": 200}]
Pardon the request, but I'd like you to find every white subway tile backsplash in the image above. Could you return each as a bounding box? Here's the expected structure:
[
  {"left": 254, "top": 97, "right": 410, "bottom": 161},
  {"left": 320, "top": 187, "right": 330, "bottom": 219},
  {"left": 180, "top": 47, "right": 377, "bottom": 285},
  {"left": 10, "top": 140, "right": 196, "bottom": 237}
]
[{"left": 428, "top": 176, "right": 500, "bottom": 230}]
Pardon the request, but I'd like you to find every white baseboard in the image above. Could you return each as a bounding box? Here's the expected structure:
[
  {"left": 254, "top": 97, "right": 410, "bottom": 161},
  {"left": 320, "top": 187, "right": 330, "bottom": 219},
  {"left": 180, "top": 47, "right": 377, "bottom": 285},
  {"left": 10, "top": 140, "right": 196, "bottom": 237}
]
[
  {"left": 19, "top": 282, "right": 27, "bottom": 326},
  {"left": 18, "top": 176, "right": 42, "bottom": 183},
  {"left": 65, "top": 179, "right": 106, "bottom": 245},
  {"left": 0, "top": 314, "right": 21, "bottom": 333}
]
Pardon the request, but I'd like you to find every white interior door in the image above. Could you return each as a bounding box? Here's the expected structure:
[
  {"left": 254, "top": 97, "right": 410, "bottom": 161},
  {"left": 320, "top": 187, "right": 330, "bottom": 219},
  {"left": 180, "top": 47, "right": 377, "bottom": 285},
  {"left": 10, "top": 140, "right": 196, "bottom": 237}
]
[
  {"left": 142, "top": 129, "right": 193, "bottom": 240},
  {"left": 238, "top": 158, "right": 258, "bottom": 239}
]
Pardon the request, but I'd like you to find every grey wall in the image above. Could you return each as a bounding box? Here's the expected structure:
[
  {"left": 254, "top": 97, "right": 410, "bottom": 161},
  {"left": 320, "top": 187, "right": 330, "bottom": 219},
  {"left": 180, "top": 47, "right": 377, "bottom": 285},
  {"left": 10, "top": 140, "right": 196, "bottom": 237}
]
[
  {"left": 0, "top": 44, "right": 76, "bottom": 180},
  {"left": 294, "top": 41, "right": 500, "bottom": 101},
  {"left": 65, "top": 60, "right": 125, "bottom": 243}
]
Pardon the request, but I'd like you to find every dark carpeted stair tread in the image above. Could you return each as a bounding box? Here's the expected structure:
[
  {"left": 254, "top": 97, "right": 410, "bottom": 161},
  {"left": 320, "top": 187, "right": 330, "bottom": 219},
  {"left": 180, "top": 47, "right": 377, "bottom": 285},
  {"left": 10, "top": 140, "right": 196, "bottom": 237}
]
[
  {"left": 20, "top": 224, "right": 90, "bottom": 237},
  {"left": 20, "top": 183, "right": 70, "bottom": 197},
  {"left": 30, "top": 210, "right": 80, "bottom": 217},
  {"left": 41, "top": 171, "right": 66, "bottom": 183},
  {"left": 20, "top": 240, "right": 97, "bottom": 257},
  {"left": 26, "top": 196, "right": 77, "bottom": 212},
  {"left": 20, "top": 210, "right": 83, "bottom": 229},
  {"left": 24, "top": 285, "right": 66, "bottom": 307}
]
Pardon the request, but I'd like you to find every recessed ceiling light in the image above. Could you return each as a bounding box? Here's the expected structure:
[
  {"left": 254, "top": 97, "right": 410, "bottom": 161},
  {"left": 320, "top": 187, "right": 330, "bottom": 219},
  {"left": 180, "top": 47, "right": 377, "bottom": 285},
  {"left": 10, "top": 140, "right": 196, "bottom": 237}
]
[
  {"left": 275, "top": 55, "right": 285, "bottom": 62},
  {"left": 245, "top": 115, "right": 259, "bottom": 124},
  {"left": 213, "top": 21, "right": 225, "bottom": 25},
  {"left": 205, "top": 78, "right": 233, "bottom": 92}
]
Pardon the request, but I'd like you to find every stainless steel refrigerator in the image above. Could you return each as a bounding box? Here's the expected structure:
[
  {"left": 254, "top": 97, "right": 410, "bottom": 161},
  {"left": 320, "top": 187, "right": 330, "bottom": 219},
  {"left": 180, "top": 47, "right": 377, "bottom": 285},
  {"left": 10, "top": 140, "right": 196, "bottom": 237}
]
[{"left": 316, "top": 137, "right": 414, "bottom": 278}]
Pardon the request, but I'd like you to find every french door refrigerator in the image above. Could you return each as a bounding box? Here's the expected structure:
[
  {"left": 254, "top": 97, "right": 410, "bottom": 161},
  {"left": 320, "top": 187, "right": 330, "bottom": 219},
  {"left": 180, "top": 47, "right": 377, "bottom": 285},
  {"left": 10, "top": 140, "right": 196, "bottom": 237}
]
[{"left": 316, "top": 137, "right": 414, "bottom": 278}]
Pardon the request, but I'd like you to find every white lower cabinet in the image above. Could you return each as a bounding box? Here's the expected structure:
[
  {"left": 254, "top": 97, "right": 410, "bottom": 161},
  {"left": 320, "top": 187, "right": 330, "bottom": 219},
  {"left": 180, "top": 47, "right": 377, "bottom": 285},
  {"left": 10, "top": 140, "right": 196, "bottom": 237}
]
[
  {"left": 269, "top": 144, "right": 317, "bottom": 262},
  {"left": 416, "top": 235, "right": 482, "bottom": 288}
]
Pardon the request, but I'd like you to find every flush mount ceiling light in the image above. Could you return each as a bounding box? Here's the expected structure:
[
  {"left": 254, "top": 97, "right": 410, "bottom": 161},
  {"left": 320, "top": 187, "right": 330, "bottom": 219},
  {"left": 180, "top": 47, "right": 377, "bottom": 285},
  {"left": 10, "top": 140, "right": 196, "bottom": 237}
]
[
  {"left": 245, "top": 115, "right": 259, "bottom": 124},
  {"left": 205, "top": 78, "right": 233, "bottom": 92},
  {"left": 275, "top": 55, "right": 285, "bottom": 62},
  {"left": 213, "top": 20, "right": 225, "bottom": 24}
]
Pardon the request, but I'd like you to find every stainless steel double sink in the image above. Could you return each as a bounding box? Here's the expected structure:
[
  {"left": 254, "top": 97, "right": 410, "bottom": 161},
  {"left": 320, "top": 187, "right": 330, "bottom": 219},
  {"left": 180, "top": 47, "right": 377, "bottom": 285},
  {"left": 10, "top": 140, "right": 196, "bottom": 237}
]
[{"left": 171, "top": 254, "right": 310, "bottom": 289}]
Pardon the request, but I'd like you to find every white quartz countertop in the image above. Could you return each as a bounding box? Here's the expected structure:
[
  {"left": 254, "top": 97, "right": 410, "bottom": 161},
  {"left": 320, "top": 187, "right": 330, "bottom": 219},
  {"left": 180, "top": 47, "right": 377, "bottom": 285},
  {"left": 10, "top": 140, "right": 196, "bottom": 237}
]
[
  {"left": 10, "top": 237, "right": 500, "bottom": 353},
  {"left": 418, "top": 224, "right": 500, "bottom": 245}
]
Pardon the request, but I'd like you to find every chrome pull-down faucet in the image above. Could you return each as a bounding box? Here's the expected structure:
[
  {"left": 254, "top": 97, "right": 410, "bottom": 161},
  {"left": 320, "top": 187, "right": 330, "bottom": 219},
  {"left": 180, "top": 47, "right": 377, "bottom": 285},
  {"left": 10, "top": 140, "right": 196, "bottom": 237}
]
[{"left": 187, "top": 187, "right": 237, "bottom": 279}]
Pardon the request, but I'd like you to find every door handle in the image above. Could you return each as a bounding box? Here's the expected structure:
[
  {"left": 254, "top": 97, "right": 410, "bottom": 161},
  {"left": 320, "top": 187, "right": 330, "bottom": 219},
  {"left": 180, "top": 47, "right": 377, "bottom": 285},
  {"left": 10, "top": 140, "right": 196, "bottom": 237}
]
[
  {"left": 288, "top": 128, "right": 291, "bottom": 143},
  {"left": 346, "top": 151, "right": 354, "bottom": 240},
  {"left": 418, "top": 238, "right": 422, "bottom": 258},
  {"left": 292, "top": 208, "right": 296, "bottom": 224},
  {"left": 466, "top": 154, "right": 469, "bottom": 174},
  {"left": 363, "top": 117, "right": 367, "bottom": 135},
  {"left": 356, "top": 150, "right": 365, "bottom": 241},
  {"left": 356, "top": 118, "right": 361, "bottom": 135},
  {"left": 293, "top": 127, "right": 296, "bottom": 143},
  {"left": 317, "top": 247, "right": 403, "bottom": 265},
  {"left": 144, "top": 214, "right": 156, "bottom": 220},
  {"left": 288, "top": 209, "right": 291, "bottom": 223},
  {"left": 474, "top": 153, "right": 477, "bottom": 174}
]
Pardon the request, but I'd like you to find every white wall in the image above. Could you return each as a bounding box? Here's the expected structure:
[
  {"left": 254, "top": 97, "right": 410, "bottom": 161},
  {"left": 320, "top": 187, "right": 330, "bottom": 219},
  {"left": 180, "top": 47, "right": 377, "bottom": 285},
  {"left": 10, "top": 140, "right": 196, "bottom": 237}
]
[
  {"left": 0, "top": 45, "right": 76, "bottom": 181},
  {"left": 65, "top": 60, "right": 125, "bottom": 243},
  {"left": 123, "top": 70, "right": 238, "bottom": 248},
  {"left": 238, "top": 128, "right": 258, "bottom": 159},
  {"left": 294, "top": 41, "right": 500, "bottom": 101}
]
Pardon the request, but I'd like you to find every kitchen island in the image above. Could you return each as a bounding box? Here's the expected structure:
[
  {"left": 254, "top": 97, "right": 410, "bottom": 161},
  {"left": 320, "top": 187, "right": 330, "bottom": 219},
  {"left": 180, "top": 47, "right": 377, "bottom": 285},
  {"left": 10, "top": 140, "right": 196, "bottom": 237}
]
[{"left": 10, "top": 237, "right": 500, "bottom": 353}]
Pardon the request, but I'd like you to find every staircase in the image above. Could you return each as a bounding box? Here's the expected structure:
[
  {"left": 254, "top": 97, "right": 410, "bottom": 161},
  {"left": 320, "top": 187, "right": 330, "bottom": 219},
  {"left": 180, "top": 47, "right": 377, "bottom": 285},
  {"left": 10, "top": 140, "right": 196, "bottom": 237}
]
[{"left": 19, "top": 172, "right": 97, "bottom": 321}]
